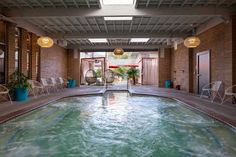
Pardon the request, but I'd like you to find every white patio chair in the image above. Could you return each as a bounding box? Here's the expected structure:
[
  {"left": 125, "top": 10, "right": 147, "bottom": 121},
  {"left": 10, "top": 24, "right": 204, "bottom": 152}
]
[
  {"left": 0, "top": 84, "right": 12, "bottom": 104},
  {"left": 28, "top": 80, "right": 46, "bottom": 97},
  {"left": 49, "top": 77, "right": 59, "bottom": 92},
  {"left": 57, "top": 77, "right": 68, "bottom": 90},
  {"left": 41, "top": 78, "right": 54, "bottom": 94},
  {"left": 221, "top": 85, "right": 236, "bottom": 105},
  {"left": 200, "top": 81, "right": 222, "bottom": 102}
]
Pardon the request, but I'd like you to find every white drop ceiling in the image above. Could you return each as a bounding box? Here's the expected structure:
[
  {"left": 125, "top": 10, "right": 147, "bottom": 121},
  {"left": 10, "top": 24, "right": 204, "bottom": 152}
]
[{"left": 0, "top": 0, "right": 235, "bottom": 51}]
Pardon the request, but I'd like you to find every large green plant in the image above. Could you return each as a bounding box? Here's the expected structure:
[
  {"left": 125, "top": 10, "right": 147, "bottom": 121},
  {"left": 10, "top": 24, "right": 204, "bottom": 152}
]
[
  {"left": 7, "top": 70, "right": 31, "bottom": 92},
  {"left": 112, "top": 67, "right": 129, "bottom": 79},
  {"left": 127, "top": 68, "right": 139, "bottom": 85}
]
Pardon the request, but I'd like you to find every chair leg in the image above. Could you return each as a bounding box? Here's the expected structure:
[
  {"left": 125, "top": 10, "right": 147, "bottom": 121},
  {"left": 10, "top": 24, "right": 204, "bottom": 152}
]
[
  {"left": 8, "top": 93, "right": 12, "bottom": 104},
  {"left": 200, "top": 90, "right": 204, "bottom": 98},
  {"left": 221, "top": 94, "right": 226, "bottom": 105}
]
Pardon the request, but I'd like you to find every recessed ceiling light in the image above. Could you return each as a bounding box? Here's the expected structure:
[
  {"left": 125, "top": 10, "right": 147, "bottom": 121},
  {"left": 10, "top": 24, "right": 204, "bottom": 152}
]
[
  {"left": 104, "top": 17, "right": 133, "bottom": 21},
  {"left": 130, "top": 38, "right": 150, "bottom": 43},
  {"left": 88, "top": 38, "right": 108, "bottom": 43},
  {"left": 102, "top": 0, "right": 134, "bottom": 5}
]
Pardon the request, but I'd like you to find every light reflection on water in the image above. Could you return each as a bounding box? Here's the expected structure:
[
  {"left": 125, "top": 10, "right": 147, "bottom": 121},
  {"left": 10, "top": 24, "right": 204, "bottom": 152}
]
[{"left": 0, "top": 92, "right": 236, "bottom": 157}]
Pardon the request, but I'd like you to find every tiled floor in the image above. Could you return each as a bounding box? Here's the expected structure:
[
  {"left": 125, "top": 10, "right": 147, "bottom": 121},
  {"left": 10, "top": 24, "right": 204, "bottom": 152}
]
[{"left": 0, "top": 85, "right": 236, "bottom": 128}]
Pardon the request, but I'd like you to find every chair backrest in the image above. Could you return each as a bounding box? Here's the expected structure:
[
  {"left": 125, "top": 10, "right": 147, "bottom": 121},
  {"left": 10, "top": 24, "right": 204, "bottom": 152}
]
[
  {"left": 57, "top": 77, "right": 64, "bottom": 84},
  {"left": 41, "top": 78, "right": 48, "bottom": 86},
  {"left": 0, "top": 84, "right": 9, "bottom": 93},
  {"left": 211, "top": 81, "right": 222, "bottom": 92},
  {"left": 50, "top": 77, "right": 57, "bottom": 85}
]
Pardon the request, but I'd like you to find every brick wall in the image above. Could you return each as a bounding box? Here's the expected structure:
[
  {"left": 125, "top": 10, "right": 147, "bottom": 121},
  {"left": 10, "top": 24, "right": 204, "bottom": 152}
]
[
  {"left": 171, "top": 44, "right": 190, "bottom": 91},
  {"left": 6, "top": 22, "right": 15, "bottom": 81},
  {"left": 31, "top": 34, "right": 38, "bottom": 80},
  {"left": 40, "top": 44, "right": 68, "bottom": 79},
  {"left": 232, "top": 15, "right": 236, "bottom": 89},
  {"left": 20, "top": 28, "right": 28, "bottom": 76},
  {"left": 193, "top": 20, "right": 233, "bottom": 93},
  {"left": 159, "top": 48, "right": 171, "bottom": 87},
  {"left": 171, "top": 17, "right": 234, "bottom": 93},
  {"left": 67, "top": 49, "right": 80, "bottom": 87}
]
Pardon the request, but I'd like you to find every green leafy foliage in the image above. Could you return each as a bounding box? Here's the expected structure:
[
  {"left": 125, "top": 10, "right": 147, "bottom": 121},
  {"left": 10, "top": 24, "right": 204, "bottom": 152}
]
[
  {"left": 127, "top": 68, "right": 139, "bottom": 85},
  {"left": 7, "top": 70, "right": 31, "bottom": 92}
]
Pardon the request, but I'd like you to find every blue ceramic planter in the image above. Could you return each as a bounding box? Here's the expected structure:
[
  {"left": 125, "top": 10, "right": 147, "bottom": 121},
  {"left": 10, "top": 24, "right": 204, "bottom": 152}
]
[
  {"left": 68, "top": 80, "right": 76, "bottom": 88},
  {"left": 14, "top": 88, "right": 28, "bottom": 101}
]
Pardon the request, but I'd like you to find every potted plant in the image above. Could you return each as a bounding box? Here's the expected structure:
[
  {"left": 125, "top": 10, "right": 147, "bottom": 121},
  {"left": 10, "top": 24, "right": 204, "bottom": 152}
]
[
  {"left": 67, "top": 76, "right": 76, "bottom": 88},
  {"left": 7, "top": 70, "right": 31, "bottom": 101},
  {"left": 127, "top": 68, "right": 139, "bottom": 85}
]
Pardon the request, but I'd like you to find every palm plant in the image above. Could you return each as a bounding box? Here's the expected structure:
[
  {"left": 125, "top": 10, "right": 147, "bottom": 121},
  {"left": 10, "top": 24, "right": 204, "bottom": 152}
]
[{"left": 127, "top": 68, "right": 139, "bottom": 85}]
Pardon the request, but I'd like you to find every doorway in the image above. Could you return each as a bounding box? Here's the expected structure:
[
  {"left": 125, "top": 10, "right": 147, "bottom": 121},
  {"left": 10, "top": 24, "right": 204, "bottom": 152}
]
[
  {"left": 197, "top": 50, "right": 211, "bottom": 94},
  {"left": 141, "top": 58, "right": 158, "bottom": 85}
]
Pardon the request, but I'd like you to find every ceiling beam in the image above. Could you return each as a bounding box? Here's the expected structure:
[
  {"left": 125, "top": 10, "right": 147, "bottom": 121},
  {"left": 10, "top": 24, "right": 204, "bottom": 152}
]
[
  {"left": 67, "top": 44, "right": 168, "bottom": 51},
  {"left": 54, "top": 32, "right": 186, "bottom": 39},
  {"left": 4, "top": 6, "right": 235, "bottom": 18}
]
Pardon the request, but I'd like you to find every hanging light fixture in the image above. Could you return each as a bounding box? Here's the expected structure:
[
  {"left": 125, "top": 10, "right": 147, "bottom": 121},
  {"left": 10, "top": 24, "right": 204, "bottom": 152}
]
[
  {"left": 37, "top": 25, "right": 54, "bottom": 48},
  {"left": 184, "top": 27, "right": 200, "bottom": 48},
  {"left": 113, "top": 48, "right": 124, "bottom": 55},
  {"left": 37, "top": 36, "right": 54, "bottom": 48},
  {"left": 184, "top": 36, "right": 200, "bottom": 48}
]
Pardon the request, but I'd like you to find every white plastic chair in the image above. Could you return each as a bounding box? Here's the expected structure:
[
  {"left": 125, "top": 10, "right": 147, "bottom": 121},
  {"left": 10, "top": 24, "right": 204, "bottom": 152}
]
[
  {"left": 41, "top": 78, "right": 54, "bottom": 94},
  {"left": 221, "top": 85, "right": 236, "bottom": 105},
  {"left": 200, "top": 81, "right": 222, "bottom": 102},
  {"left": 57, "top": 77, "right": 68, "bottom": 90},
  {"left": 49, "top": 77, "right": 59, "bottom": 92},
  {"left": 28, "top": 80, "right": 46, "bottom": 97},
  {"left": 0, "top": 84, "right": 12, "bottom": 104}
]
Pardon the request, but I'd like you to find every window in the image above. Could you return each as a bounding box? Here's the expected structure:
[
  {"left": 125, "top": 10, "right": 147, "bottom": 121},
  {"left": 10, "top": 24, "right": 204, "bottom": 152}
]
[
  {"left": 15, "top": 27, "right": 20, "bottom": 71},
  {"left": 0, "top": 21, "right": 6, "bottom": 84},
  {"left": 26, "top": 33, "right": 32, "bottom": 78}
]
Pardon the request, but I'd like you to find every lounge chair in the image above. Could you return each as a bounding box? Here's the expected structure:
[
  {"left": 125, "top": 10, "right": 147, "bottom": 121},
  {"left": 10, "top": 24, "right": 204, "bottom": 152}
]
[
  {"left": 200, "top": 81, "right": 222, "bottom": 102},
  {"left": 0, "top": 84, "right": 12, "bottom": 104},
  {"left": 221, "top": 85, "right": 236, "bottom": 105},
  {"left": 28, "top": 80, "right": 46, "bottom": 97}
]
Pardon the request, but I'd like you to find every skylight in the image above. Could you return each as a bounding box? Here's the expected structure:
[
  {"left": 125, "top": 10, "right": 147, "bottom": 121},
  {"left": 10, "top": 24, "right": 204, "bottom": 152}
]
[
  {"left": 104, "top": 17, "right": 133, "bottom": 21},
  {"left": 102, "top": 0, "right": 134, "bottom": 5},
  {"left": 88, "top": 38, "right": 108, "bottom": 43},
  {"left": 130, "top": 38, "right": 150, "bottom": 43}
]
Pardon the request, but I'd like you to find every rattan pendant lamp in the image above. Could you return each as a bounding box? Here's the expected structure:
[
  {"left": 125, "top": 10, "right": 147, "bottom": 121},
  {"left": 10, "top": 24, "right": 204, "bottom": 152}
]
[
  {"left": 184, "top": 27, "right": 200, "bottom": 48},
  {"left": 37, "top": 26, "right": 54, "bottom": 48}
]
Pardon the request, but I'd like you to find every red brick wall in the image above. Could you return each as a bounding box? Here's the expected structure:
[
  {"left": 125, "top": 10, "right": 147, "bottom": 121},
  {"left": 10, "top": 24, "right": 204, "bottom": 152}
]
[
  {"left": 171, "top": 18, "right": 234, "bottom": 93},
  {"left": 159, "top": 48, "right": 171, "bottom": 87},
  {"left": 40, "top": 44, "right": 68, "bottom": 79},
  {"left": 194, "top": 20, "right": 233, "bottom": 93},
  {"left": 232, "top": 15, "right": 236, "bottom": 89},
  {"left": 171, "top": 44, "right": 190, "bottom": 91},
  {"left": 6, "top": 22, "right": 16, "bottom": 81},
  {"left": 20, "top": 28, "right": 28, "bottom": 76},
  {"left": 31, "top": 34, "right": 38, "bottom": 80}
]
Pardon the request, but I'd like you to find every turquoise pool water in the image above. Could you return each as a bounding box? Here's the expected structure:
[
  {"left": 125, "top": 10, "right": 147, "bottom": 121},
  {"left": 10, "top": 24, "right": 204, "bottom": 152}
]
[{"left": 0, "top": 92, "right": 236, "bottom": 157}]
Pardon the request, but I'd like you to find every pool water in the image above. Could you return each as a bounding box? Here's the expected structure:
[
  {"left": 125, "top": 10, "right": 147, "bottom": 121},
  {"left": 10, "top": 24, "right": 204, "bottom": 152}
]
[{"left": 0, "top": 92, "right": 236, "bottom": 157}]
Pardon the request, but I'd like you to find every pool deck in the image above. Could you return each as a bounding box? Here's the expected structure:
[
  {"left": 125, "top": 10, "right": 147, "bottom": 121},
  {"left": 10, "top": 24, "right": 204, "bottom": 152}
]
[{"left": 0, "top": 85, "right": 236, "bottom": 128}]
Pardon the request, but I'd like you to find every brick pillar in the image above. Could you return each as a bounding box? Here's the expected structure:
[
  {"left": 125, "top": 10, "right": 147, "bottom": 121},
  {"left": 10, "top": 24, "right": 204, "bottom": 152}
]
[
  {"left": 31, "top": 34, "right": 38, "bottom": 80},
  {"left": 188, "top": 48, "right": 194, "bottom": 93},
  {"left": 20, "top": 28, "right": 28, "bottom": 76},
  {"left": 232, "top": 15, "right": 236, "bottom": 91},
  {"left": 158, "top": 48, "right": 172, "bottom": 87},
  {"left": 6, "top": 22, "right": 16, "bottom": 81},
  {"left": 67, "top": 49, "right": 80, "bottom": 87}
]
